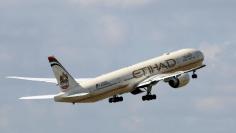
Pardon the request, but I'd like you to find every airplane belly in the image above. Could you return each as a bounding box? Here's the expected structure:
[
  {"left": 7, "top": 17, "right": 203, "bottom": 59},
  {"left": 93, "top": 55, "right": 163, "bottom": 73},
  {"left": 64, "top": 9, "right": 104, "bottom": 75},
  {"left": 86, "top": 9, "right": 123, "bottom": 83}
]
[
  {"left": 78, "top": 85, "right": 131, "bottom": 103},
  {"left": 54, "top": 94, "right": 90, "bottom": 103}
]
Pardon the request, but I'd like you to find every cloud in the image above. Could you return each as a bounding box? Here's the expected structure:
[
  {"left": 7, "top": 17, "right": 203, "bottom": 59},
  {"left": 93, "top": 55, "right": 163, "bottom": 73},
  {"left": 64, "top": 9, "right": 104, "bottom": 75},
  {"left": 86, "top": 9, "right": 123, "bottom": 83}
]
[
  {"left": 199, "top": 42, "right": 224, "bottom": 62},
  {"left": 0, "top": 51, "right": 13, "bottom": 62},
  {"left": 195, "top": 97, "right": 224, "bottom": 111},
  {"left": 200, "top": 41, "right": 233, "bottom": 62},
  {"left": 67, "top": 0, "right": 153, "bottom": 8},
  {"left": 198, "top": 41, "right": 235, "bottom": 71},
  {"left": 95, "top": 15, "right": 127, "bottom": 46},
  {"left": 0, "top": 47, "right": 15, "bottom": 63},
  {"left": 0, "top": 105, "right": 12, "bottom": 129},
  {"left": 199, "top": 41, "right": 236, "bottom": 76},
  {"left": 120, "top": 115, "right": 143, "bottom": 131},
  {"left": 199, "top": 41, "right": 235, "bottom": 62},
  {"left": 0, "top": 0, "right": 17, "bottom": 8},
  {"left": 195, "top": 96, "right": 236, "bottom": 113}
]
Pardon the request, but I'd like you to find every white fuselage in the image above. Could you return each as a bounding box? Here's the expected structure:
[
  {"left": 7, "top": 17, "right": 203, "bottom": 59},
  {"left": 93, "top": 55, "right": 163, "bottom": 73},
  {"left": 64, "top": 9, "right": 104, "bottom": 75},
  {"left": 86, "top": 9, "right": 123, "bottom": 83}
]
[{"left": 54, "top": 49, "right": 204, "bottom": 103}]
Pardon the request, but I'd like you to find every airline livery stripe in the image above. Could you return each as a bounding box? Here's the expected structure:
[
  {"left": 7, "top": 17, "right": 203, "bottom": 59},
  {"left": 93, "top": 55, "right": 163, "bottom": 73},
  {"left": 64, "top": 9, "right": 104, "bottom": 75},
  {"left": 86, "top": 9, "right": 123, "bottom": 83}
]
[
  {"left": 50, "top": 63, "right": 66, "bottom": 70},
  {"left": 50, "top": 63, "right": 62, "bottom": 67}
]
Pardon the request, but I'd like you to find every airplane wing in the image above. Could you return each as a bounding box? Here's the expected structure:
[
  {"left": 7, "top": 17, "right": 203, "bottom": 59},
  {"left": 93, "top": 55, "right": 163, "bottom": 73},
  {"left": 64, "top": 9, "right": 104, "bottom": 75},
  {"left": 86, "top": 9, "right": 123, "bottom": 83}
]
[
  {"left": 6, "top": 76, "right": 93, "bottom": 84},
  {"left": 7, "top": 76, "right": 57, "bottom": 83},
  {"left": 20, "top": 92, "right": 89, "bottom": 100},
  {"left": 137, "top": 64, "right": 206, "bottom": 88},
  {"left": 19, "top": 95, "right": 56, "bottom": 100}
]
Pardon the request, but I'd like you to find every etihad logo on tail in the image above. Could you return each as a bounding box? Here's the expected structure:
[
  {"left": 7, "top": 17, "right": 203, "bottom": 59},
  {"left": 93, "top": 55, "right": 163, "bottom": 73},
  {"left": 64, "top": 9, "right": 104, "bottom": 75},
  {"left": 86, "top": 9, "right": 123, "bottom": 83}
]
[{"left": 60, "top": 73, "right": 69, "bottom": 89}]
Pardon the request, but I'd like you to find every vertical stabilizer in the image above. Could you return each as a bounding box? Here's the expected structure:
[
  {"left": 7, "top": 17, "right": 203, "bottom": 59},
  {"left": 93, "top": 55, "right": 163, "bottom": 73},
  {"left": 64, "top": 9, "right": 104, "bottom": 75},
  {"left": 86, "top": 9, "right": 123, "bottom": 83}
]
[{"left": 48, "top": 56, "right": 79, "bottom": 92}]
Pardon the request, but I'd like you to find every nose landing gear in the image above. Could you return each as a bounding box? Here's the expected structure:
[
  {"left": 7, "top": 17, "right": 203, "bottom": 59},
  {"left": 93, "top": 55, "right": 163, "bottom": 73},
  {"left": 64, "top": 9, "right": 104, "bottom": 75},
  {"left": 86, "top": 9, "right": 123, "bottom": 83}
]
[{"left": 192, "top": 71, "right": 198, "bottom": 79}]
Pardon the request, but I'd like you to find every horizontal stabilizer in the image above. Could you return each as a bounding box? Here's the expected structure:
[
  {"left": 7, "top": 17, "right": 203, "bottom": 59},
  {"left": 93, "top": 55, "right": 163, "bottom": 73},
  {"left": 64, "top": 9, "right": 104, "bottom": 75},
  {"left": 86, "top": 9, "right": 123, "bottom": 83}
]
[
  {"left": 6, "top": 76, "right": 93, "bottom": 84},
  {"left": 7, "top": 76, "right": 57, "bottom": 83},
  {"left": 19, "top": 95, "right": 56, "bottom": 100}
]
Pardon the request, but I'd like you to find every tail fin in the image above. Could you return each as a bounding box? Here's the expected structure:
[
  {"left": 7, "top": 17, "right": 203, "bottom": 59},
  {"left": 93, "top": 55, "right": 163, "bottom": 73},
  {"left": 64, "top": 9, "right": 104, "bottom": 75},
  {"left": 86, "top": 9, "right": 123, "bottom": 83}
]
[{"left": 48, "top": 56, "right": 79, "bottom": 92}]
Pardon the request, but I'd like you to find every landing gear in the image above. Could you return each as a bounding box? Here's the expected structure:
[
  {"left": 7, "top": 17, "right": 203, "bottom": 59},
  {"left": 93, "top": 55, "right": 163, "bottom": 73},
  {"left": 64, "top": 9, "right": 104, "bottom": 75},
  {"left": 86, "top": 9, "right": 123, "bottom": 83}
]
[
  {"left": 142, "top": 94, "right": 156, "bottom": 101},
  {"left": 192, "top": 71, "right": 198, "bottom": 79},
  {"left": 109, "top": 96, "right": 123, "bottom": 103},
  {"left": 142, "top": 85, "right": 157, "bottom": 101}
]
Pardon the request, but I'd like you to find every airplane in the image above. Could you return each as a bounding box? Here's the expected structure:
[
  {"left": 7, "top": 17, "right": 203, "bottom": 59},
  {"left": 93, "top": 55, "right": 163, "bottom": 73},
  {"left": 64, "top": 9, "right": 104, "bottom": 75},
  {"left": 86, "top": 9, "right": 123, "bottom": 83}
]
[{"left": 7, "top": 48, "right": 206, "bottom": 104}]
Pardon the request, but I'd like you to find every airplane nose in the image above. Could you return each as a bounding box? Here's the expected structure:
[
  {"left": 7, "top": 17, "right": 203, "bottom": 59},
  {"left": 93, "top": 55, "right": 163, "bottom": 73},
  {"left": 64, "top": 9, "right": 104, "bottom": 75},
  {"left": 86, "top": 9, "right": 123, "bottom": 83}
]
[{"left": 197, "top": 50, "right": 205, "bottom": 61}]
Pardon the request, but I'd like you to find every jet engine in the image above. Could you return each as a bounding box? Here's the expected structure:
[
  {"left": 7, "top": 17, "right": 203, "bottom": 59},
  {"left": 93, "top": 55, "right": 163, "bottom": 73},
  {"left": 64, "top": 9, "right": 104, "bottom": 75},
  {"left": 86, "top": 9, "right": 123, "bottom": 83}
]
[{"left": 168, "top": 73, "right": 190, "bottom": 88}]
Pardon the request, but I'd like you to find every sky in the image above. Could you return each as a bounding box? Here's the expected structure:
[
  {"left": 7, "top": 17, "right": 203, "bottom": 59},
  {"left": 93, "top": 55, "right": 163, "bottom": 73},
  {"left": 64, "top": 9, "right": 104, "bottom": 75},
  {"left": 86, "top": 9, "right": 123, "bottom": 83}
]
[{"left": 0, "top": 0, "right": 236, "bottom": 133}]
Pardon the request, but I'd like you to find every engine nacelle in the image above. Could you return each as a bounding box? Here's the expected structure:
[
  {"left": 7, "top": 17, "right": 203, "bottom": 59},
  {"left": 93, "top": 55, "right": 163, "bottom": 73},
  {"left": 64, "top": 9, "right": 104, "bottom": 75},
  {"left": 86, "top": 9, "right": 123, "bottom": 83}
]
[{"left": 168, "top": 73, "right": 190, "bottom": 88}]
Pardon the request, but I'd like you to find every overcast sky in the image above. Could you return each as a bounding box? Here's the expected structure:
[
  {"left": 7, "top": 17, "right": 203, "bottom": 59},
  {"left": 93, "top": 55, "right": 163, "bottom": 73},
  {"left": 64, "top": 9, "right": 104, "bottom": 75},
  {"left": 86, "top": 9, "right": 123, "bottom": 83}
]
[{"left": 1, "top": 0, "right": 236, "bottom": 133}]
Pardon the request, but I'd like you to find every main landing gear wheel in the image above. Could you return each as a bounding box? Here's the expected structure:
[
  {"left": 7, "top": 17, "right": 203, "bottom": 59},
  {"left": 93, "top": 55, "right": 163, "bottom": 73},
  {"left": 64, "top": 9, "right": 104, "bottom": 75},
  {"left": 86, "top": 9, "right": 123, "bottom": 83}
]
[
  {"left": 192, "top": 71, "right": 198, "bottom": 79},
  {"left": 109, "top": 96, "right": 123, "bottom": 103},
  {"left": 142, "top": 85, "right": 157, "bottom": 101},
  {"left": 142, "top": 94, "right": 156, "bottom": 101}
]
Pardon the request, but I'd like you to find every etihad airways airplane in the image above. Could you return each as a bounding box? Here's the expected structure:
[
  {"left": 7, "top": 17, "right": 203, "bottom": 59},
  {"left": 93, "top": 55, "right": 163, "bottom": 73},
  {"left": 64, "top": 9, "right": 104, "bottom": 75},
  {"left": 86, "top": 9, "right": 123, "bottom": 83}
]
[{"left": 8, "top": 49, "right": 206, "bottom": 104}]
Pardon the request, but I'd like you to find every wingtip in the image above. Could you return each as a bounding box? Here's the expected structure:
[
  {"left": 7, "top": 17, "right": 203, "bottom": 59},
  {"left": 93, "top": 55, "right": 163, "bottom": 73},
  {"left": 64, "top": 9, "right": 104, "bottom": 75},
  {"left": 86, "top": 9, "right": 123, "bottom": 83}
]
[
  {"left": 6, "top": 76, "right": 15, "bottom": 79},
  {"left": 19, "top": 96, "right": 29, "bottom": 100},
  {"left": 6, "top": 76, "right": 24, "bottom": 79},
  {"left": 19, "top": 97, "right": 24, "bottom": 100}
]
